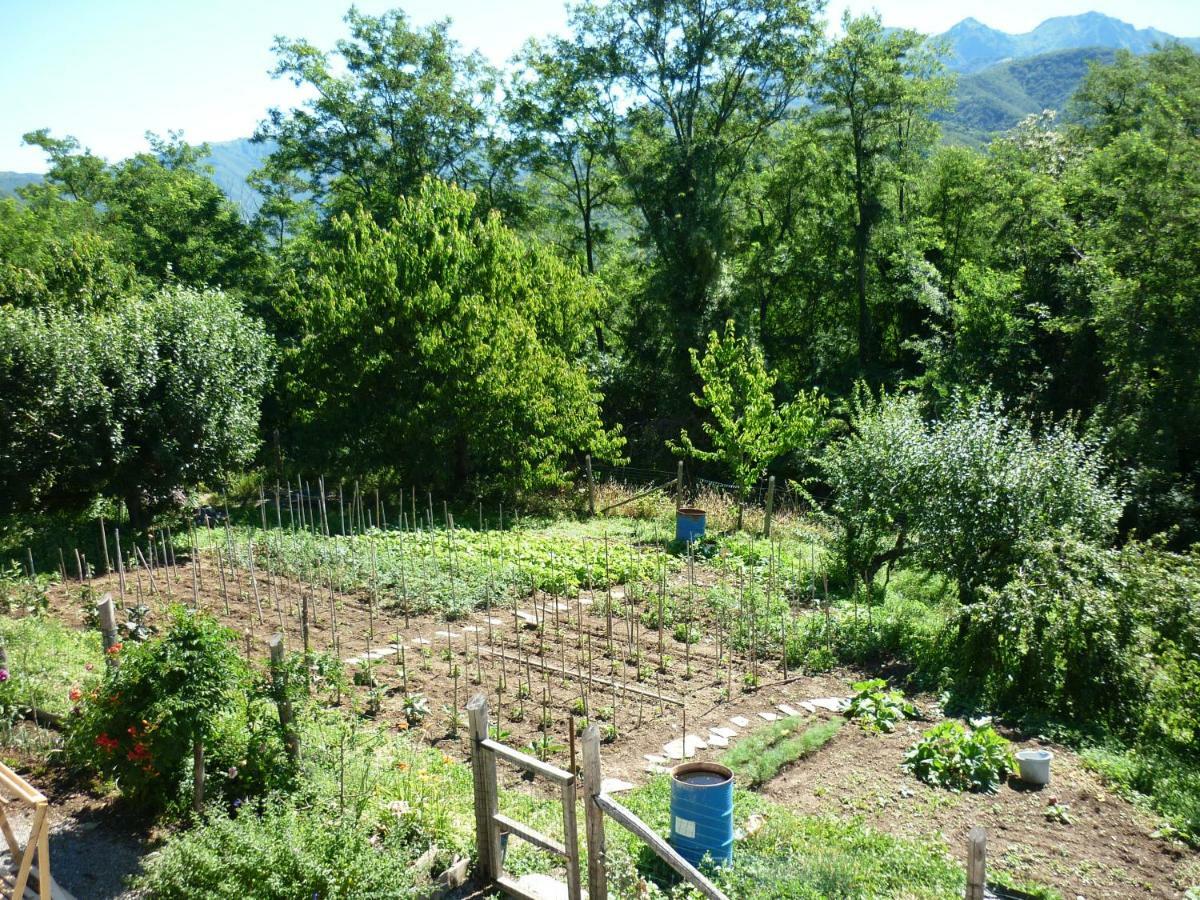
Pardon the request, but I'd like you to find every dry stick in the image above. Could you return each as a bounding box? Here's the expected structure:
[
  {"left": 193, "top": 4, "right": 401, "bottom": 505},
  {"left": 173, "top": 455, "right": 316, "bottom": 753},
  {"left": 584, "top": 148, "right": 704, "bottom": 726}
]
[
  {"left": 58, "top": 548, "right": 68, "bottom": 583},
  {"left": 135, "top": 545, "right": 158, "bottom": 595},
  {"left": 216, "top": 544, "right": 230, "bottom": 614},
  {"left": 319, "top": 476, "right": 330, "bottom": 537},
  {"left": 247, "top": 536, "right": 265, "bottom": 625},
  {"left": 74, "top": 548, "right": 85, "bottom": 582},
  {"left": 99, "top": 516, "right": 111, "bottom": 573},
  {"left": 115, "top": 528, "right": 127, "bottom": 602}
]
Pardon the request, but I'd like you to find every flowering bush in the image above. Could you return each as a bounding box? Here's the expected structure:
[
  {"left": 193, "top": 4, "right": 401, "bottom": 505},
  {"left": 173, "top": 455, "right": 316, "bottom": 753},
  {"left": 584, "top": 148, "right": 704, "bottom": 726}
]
[{"left": 66, "top": 607, "right": 246, "bottom": 811}]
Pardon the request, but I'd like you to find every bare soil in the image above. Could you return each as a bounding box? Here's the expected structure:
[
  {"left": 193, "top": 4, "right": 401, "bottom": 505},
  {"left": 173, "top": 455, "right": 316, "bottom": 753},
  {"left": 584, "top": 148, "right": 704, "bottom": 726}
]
[{"left": 31, "top": 553, "right": 1200, "bottom": 899}]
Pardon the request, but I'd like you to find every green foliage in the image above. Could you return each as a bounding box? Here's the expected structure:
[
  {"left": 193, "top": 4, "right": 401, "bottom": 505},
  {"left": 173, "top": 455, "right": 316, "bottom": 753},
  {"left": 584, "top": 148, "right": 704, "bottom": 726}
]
[
  {"left": 609, "top": 776, "right": 963, "bottom": 898},
  {"left": 257, "top": 8, "right": 494, "bottom": 226},
  {"left": 903, "top": 721, "right": 1015, "bottom": 793},
  {"left": 133, "top": 799, "right": 427, "bottom": 899},
  {"left": 845, "top": 679, "right": 918, "bottom": 733},
  {"left": 0, "top": 286, "right": 273, "bottom": 521},
  {"left": 66, "top": 608, "right": 247, "bottom": 810},
  {"left": 720, "top": 716, "right": 842, "bottom": 787},
  {"left": 279, "top": 178, "right": 622, "bottom": 494},
  {"left": 671, "top": 321, "right": 827, "bottom": 513},
  {"left": 0, "top": 612, "right": 101, "bottom": 723},
  {"left": 1082, "top": 746, "right": 1200, "bottom": 845},
  {"left": 821, "top": 388, "right": 1120, "bottom": 601}
]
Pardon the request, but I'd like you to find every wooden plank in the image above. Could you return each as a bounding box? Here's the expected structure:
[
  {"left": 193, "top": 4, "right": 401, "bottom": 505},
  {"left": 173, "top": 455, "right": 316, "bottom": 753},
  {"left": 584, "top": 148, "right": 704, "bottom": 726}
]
[
  {"left": 560, "top": 778, "right": 582, "bottom": 900},
  {"left": 966, "top": 826, "right": 986, "bottom": 900},
  {"left": 595, "top": 793, "right": 729, "bottom": 900},
  {"left": 0, "top": 763, "right": 45, "bottom": 805},
  {"left": 482, "top": 739, "right": 575, "bottom": 786},
  {"left": 581, "top": 726, "right": 608, "bottom": 900},
  {"left": 9, "top": 803, "right": 45, "bottom": 900},
  {"left": 494, "top": 814, "right": 567, "bottom": 859},
  {"left": 495, "top": 873, "right": 551, "bottom": 900},
  {"left": 467, "top": 694, "right": 501, "bottom": 882}
]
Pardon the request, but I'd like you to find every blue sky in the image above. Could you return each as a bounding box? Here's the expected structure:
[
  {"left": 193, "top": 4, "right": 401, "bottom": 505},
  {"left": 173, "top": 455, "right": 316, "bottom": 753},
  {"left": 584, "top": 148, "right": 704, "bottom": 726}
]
[{"left": 2, "top": 0, "right": 1198, "bottom": 172}]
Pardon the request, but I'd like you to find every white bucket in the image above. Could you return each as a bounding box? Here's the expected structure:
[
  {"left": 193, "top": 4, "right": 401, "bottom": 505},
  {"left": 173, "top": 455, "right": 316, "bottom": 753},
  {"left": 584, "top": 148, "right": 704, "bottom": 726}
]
[{"left": 1016, "top": 749, "right": 1052, "bottom": 785}]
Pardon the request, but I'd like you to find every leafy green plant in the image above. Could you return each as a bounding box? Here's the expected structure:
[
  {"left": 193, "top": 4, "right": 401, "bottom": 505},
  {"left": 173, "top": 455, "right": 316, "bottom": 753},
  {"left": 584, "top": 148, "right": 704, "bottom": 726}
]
[
  {"left": 721, "top": 717, "right": 842, "bottom": 787},
  {"left": 65, "top": 607, "right": 246, "bottom": 811},
  {"left": 401, "top": 693, "right": 430, "bottom": 725},
  {"left": 903, "top": 721, "right": 1015, "bottom": 793},
  {"left": 845, "top": 679, "right": 919, "bottom": 733}
]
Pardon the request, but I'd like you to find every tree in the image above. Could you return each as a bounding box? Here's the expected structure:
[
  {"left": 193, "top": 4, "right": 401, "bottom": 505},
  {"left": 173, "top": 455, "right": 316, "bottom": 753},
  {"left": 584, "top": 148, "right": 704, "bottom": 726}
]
[
  {"left": 821, "top": 390, "right": 1121, "bottom": 602},
  {"left": 256, "top": 8, "right": 494, "bottom": 226},
  {"left": 20, "top": 130, "right": 264, "bottom": 294},
  {"left": 670, "top": 320, "right": 827, "bottom": 529},
  {"left": 570, "top": 0, "right": 824, "bottom": 409},
  {"left": 0, "top": 287, "right": 273, "bottom": 522},
  {"left": 276, "top": 178, "right": 623, "bottom": 494},
  {"left": 814, "top": 14, "right": 950, "bottom": 370}
]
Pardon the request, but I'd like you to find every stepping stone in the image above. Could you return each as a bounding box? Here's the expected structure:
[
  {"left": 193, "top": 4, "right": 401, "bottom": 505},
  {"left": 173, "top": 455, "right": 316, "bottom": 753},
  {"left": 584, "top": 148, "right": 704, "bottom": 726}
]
[
  {"left": 515, "top": 611, "right": 539, "bottom": 628},
  {"left": 810, "top": 697, "right": 847, "bottom": 712},
  {"left": 412, "top": 638, "right": 431, "bottom": 645},
  {"left": 758, "top": 712, "right": 779, "bottom": 721},
  {"left": 578, "top": 598, "right": 593, "bottom": 606},
  {"left": 601, "top": 777, "right": 635, "bottom": 794},
  {"left": 644, "top": 753, "right": 669, "bottom": 765},
  {"left": 646, "top": 763, "right": 669, "bottom": 774},
  {"left": 800, "top": 701, "right": 816, "bottom": 713},
  {"left": 712, "top": 726, "right": 738, "bottom": 739},
  {"left": 434, "top": 630, "right": 462, "bottom": 639},
  {"left": 461, "top": 626, "right": 479, "bottom": 633},
  {"left": 662, "top": 734, "right": 708, "bottom": 759},
  {"left": 705, "top": 731, "right": 729, "bottom": 748},
  {"left": 344, "top": 657, "right": 362, "bottom": 666},
  {"left": 777, "top": 703, "right": 801, "bottom": 717},
  {"left": 486, "top": 617, "right": 505, "bottom": 625},
  {"left": 730, "top": 715, "right": 750, "bottom": 728},
  {"left": 512, "top": 873, "right": 572, "bottom": 900}
]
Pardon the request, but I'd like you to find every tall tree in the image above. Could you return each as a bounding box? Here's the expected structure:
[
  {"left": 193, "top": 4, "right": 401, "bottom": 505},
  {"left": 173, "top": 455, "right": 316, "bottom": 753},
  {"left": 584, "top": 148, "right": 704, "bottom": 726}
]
[
  {"left": 570, "top": 0, "right": 824, "bottom": 411},
  {"left": 256, "top": 8, "right": 494, "bottom": 225},
  {"left": 814, "top": 14, "right": 949, "bottom": 370}
]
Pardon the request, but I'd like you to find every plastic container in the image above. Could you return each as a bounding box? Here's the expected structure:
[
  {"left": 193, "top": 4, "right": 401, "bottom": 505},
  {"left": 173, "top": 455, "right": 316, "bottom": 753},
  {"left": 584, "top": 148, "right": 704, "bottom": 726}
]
[
  {"left": 675, "top": 508, "right": 706, "bottom": 544},
  {"left": 1016, "top": 749, "right": 1053, "bottom": 786},
  {"left": 669, "top": 761, "right": 734, "bottom": 867}
]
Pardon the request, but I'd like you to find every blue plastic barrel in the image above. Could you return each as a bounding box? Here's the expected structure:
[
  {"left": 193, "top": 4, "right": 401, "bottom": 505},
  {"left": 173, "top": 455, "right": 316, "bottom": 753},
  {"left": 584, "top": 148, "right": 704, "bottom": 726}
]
[
  {"left": 675, "top": 507, "right": 706, "bottom": 544},
  {"left": 669, "top": 762, "right": 734, "bottom": 867}
]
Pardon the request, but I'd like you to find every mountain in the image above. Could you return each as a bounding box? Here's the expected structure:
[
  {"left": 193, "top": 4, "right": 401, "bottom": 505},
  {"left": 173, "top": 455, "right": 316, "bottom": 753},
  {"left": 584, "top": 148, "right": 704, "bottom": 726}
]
[
  {"left": 939, "top": 47, "right": 1119, "bottom": 146},
  {"left": 937, "top": 12, "right": 1200, "bottom": 73},
  {"left": 0, "top": 137, "right": 273, "bottom": 220}
]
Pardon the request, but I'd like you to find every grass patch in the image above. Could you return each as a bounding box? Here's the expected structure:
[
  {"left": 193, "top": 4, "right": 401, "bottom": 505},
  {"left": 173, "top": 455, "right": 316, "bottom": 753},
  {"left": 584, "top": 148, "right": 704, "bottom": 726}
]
[
  {"left": 0, "top": 613, "right": 102, "bottom": 720},
  {"left": 1082, "top": 745, "right": 1200, "bottom": 845},
  {"left": 610, "top": 776, "right": 963, "bottom": 899},
  {"left": 720, "top": 715, "right": 842, "bottom": 786}
]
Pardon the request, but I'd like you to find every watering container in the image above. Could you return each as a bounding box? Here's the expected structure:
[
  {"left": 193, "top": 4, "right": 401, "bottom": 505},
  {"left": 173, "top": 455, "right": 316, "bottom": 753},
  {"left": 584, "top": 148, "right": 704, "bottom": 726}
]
[
  {"left": 675, "top": 508, "right": 706, "bottom": 544},
  {"left": 1016, "top": 749, "right": 1053, "bottom": 785},
  {"left": 669, "top": 762, "right": 734, "bottom": 867}
]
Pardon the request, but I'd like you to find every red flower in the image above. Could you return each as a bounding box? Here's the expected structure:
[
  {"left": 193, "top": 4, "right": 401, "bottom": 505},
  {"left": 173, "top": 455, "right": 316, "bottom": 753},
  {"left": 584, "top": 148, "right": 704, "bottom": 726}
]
[
  {"left": 69, "top": 687, "right": 82, "bottom": 702},
  {"left": 127, "top": 743, "right": 152, "bottom": 764},
  {"left": 95, "top": 734, "right": 119, "bottom": 753},
  {"left": 106, "top": 643, "right": 123, "bottom": 656}
]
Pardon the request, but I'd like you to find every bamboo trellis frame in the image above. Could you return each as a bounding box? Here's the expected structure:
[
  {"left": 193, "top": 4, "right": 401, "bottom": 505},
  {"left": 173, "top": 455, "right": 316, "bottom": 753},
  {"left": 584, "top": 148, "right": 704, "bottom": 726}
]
[{"left": 0, "top": 762, "right": 51, "bottom": 900}]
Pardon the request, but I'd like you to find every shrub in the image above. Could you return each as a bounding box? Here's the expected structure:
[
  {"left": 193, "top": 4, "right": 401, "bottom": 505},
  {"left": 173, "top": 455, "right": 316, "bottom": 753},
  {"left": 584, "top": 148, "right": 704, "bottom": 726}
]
[
  {"left": 66, "top": 607, "right": 248, "bottom": 811},
  {"left": 903, "top": 721, "right": 1014, "bottom": 792},
  {"left": 845, "top": 679, "right": 918, "bottom": 733},
  {"left": 133, "top": 799, "right": 427, "bottom": 899},
  {"left": 820, "top": 389, "right": 1120, "bottom": 602}
]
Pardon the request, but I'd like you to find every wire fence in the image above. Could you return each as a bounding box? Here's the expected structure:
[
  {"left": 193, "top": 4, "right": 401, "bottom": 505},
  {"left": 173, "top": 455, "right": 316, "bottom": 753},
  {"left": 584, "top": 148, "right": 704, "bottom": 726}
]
[{"left": 589, "top": 462, "right": 811, "bottom": 514}]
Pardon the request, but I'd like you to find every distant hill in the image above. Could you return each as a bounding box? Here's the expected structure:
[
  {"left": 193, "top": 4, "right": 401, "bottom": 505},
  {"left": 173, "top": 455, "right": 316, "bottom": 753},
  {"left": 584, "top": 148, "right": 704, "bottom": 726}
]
[
  {"left": 936, "top": 11, "right": 1200, "bottom": 73},
  {"left": 939, "top": 47, "right": 1119, "bottom": 146},
  {"left": 0, "top": 137, "right": 273, "bottom": 220}
]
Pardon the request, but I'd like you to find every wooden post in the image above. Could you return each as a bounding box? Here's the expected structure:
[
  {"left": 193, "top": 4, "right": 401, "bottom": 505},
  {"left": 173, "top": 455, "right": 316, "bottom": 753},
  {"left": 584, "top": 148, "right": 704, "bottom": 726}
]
[
  {"left": 966, "top": 826, "right": 986, "bottom": 900},
  {"left": 586, "top": 454, "right": 596, "bottom": 517},
  {"left": 675, "top": 460, "right": 684, "bottom": 510},
  {"left": 97, "top": 594, "right": 119, "bottom": 664},
  {"left": 582, "top": 725, "right": 608, "bottom": 900},
  {"left": 193, "top": 737, "right": 205, "bottom": 813},
  {"left": 99, "top": 516, "right": 111, "bottom": 573},
  {"left": 467, "top": 693, "right": 501, "bottom": 882},
  {"left": 763, "top": 475, "right": 776, "bottom": 538},
  {"left": 269, "top": 634, "right": 299, "bottom": 764}
]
